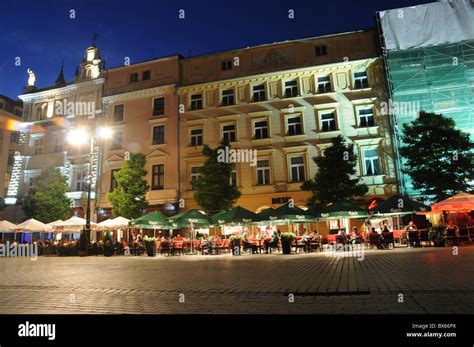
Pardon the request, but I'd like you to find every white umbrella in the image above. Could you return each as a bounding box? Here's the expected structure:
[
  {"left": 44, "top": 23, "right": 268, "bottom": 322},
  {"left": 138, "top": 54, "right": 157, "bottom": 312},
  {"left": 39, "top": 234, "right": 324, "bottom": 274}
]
[
  {"left": 56, "top": 216, "right": 97, "bottom": 233},
  {"left": 0, "top": 220, "right": 16, "bottom": 232},
  {"left": 45, "top": 220, "right": 64, "bottom": 232},
  {"left": 98, "top": 217, "right": 130, "bottom": 228},
  {"left": 15, "top": 218, "right": 46, "bottom": 232}
]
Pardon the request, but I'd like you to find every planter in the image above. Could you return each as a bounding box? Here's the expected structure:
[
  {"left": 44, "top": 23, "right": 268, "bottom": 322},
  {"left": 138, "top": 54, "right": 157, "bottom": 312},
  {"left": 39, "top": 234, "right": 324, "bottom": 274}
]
[
  {"left": 78, "top": 250, "right": 88, "bottom": 257},
  {"left": 281, "top": 240, "right": 292, "bottom": 254},
  {"left": 145, "top": 241, "right": 157, "bottom": 257}
]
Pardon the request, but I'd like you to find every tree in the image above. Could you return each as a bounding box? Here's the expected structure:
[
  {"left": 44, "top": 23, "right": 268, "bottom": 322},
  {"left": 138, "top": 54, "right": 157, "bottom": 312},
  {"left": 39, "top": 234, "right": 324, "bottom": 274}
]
[
  {"left": 400, "top": 111, "right": 473, "bottom": 202},
  {"left": 301, "top": 135, "right": 368, "bottom": 205},
  {"left": 193, "top": 143, "right": 241, "bottom": 215},
  {"left": 22, "top": 167, "right": 71, "bottom": 223},
  {"left": 107, "top": 153, "right": 149, "bottom": 219}
]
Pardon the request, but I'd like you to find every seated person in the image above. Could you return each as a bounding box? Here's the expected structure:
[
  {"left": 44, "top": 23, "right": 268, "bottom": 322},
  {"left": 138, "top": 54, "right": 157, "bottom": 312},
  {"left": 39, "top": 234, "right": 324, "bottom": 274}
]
[
  {"left": 445, "top": 220, "right": 460, "bottom": 244},
  {"left": 242, "top": 233, "right": 258, "bottom": 254},
  {"left": 350, "top": 227, "right": 362, "bottom": 244},
  {"left": 174, "top": 234, "right": 184, "bottom": 241},
  {"left": 264, "top": 232, "right": 279, "bottom": 253}
]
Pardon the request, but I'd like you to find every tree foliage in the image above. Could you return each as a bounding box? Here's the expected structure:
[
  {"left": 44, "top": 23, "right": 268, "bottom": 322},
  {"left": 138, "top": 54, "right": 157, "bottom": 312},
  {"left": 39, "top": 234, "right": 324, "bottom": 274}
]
[
  {"left": 107, "top": 153, "right": 149, "bottom": 219},
  {"left": 302, "top": 135, "right": 368, "bottom": 205},
  {"left": 400, "top": 111, "right": 473, "bottom": 202},
  {"left": 22, "top": 167, "right": 71, "bottom": 223},
  {"left": 193, "top": 143, "right": 241, "bottom": 215}
]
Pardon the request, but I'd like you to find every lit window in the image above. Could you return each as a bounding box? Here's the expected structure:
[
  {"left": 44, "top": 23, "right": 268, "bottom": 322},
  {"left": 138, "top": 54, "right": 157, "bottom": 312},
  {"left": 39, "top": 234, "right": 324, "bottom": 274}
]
[
  {"left": 254, "top": 120, "right": 269, "bottom": 139},
  {"left": 354, "top": 71, "right": 369, "bottom": 89},
  {"left": 113, "top": 104, "right": 124, "bottom": 122},
  {"left": 320, "top": 112, "right": 337, "bottom": 132},
  {"left": 252, "top": 84, "right": 266, "bottom": 102},
  {"left": 152, "top": 125, "right": 165, "bottom": 145},
  {"left": 222, "top": 124, "right": 236, "bottom": 142},
  {"left": 256, "top": 160, "right": 271, "bottom": 185},
  {"left": 364, "top": 148, "right": 381, "bottom": 176},
  {"left": 284, "top": 80, "right": 298, "bottom": 98},
  {"left": 190, "top": 93, "right": 203, "bottom": 110},
  {"left": 317, "top": 76, "right": 331, "bottom": 93},
  {"left": 287, "top": 116, "right": 303, "bottom": 136},
  {"left": 151, "top": 164, "right": 165, "bottom": 190},
  {"left": 190, "top": 128, "right": 203, "bottom": 146},
  {"left": 222, "top": 89, "right": 235, "bottom": 106},
  {"left": 358, "top": 107, "right": 375, "bottom": 127},
  {"left": 289, "top": 156, "right": 305, "bottom": 182}
]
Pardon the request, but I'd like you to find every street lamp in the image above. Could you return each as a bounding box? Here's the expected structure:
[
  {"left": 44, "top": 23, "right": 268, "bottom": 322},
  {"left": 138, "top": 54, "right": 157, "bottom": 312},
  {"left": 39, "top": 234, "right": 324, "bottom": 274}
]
[{"left": 67, "top": 126, "right": 112, "bottom": 255}]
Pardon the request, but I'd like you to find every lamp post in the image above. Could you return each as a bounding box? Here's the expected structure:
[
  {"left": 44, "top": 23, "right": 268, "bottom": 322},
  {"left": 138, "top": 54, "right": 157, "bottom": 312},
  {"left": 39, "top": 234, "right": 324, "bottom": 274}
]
[{"left": 67, "top": 126, "right": 112, "bottom": 255}]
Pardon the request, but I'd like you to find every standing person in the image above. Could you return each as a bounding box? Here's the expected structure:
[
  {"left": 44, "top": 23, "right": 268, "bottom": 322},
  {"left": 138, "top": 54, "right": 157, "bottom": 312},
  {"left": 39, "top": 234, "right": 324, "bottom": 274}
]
[
  {"left": 405, "top": 221, "right": 419, "bottom": 247},
  {"left": 445, "top": 220, "right": 459, "bottom": 245}
]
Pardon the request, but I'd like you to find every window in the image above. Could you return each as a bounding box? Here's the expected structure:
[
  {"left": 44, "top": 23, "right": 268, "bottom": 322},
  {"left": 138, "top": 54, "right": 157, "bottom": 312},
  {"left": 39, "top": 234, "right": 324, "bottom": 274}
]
[
  {"left": 190, "top": 93, "right": 203, "bottom": 110},
  {"left": 142, "top": 70, "right": 151, "bottom": 81},
  {"left": 222, "top": 124, "right": 236, "bottom": 143},
  {"left": 320, "top": 112, "right": 337, "bottom": 132},
  {"left": 10, "top": 131, "right": 20, "bottom": 143},
  {"left": 315, "top": 45, "right": 328, "bottom": 56},
  {"left": 54, "top": 135, "right": 63, "bottom": 152},
  {"left": 287, "top": 116, "right": 303, "bottom": 136},
  {"left": 358, "top": 107, "right": 375, "bottom": 127},
  {"left": 110, "top": 169, "right": 119, "bottom": 192},
  {"left": 151, "top": 164, "right": 165, "bottom": 190},
  {"left": 222, "top": 89, "right": 235, "bottom": 106},
  {"left": 289, "top": 156, "right": 305, "bottom": 182},
  {"left": 190, "top": 128, "right": 203, "bottom": 146},
  {"left": 111, "top": 132, "right": 123, "bottom": 150},
  {"left": 317, "top": 76, "right": 331, "bottom": 93},
  {"left": 230, "top": 164, "right": 237, "bottom": 187},
  {"left": 252, "top": 84, "right": 266, "bottom": 102},
  {"left": 284, "top": 80, "right": 298, "bottom": 98},
  {"left": 129, "top": 73, "right": 138, "bottom": 83},
  {"left": 28, "top": 176, "right": 35, "bottom": 189},
  {"left": 152, "top": 125, "right": 165, "bottom": 145},
  {"left": 33, "top": 138, "right": 43, "bottom": 155},
  {"left": 256, "top": 160, "right": 271, "bottom": 185},
  {"left": 75, "top": 172, "right": 87, "bottom": 191},
  {"left": 153, "top": 97, "right": 165, "bottom": 116},
  {"left": 364, "top": 148, "right": 381, "bottom": 176},
  {"left": 254, "top": 120, "right": 269, "bottom": 139},
  {"left": 221, "top": 60, "right": 232, "bottom": 71},
  {"left": 7, "top": 150, "right": 15, "bottom": 165},
  {"left": 113, "top": 104, "right": 124, "bottom": 122},
  {"left": 354, "top": 71, "right": 369, "bottom": 89},
  {"left": 190, "top": 166, "right": 202, "bottom": 190}
]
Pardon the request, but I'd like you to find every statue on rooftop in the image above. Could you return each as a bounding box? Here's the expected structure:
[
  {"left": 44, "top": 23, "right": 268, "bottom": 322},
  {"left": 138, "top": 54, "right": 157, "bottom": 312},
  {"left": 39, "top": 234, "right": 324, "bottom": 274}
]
[{"left": 27, "top": 68, "right": 36, "bottom": 87}]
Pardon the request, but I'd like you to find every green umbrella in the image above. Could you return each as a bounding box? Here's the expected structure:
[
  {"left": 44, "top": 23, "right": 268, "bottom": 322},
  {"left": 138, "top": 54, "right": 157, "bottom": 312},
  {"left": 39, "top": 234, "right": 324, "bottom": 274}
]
[
  {"left": 260, "top": 203, "right": 314, "bottom": 223},
  {"left": 130, "top": 211, "right": 171, "bottom": 229},
  {"left": 169, "top": 209, "right": 210, "bottom": 228},
  {"left": 307, "top": 204, "right": 325, "bottom": 219},
  {"left": 371, "top": 195, "right": 429, "bottom": 216},
  {"left": 320, "top": 201, "right": 367, "bottom": 218},
  {"left": 211, "top": 206, "right": 261, "bottom": 226}
]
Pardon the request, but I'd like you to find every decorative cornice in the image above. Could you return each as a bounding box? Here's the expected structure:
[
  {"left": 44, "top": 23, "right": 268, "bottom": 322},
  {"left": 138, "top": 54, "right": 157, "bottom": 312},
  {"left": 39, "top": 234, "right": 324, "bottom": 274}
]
[{"left": 102, "top": 85, "right": 175, "bottom": 104}]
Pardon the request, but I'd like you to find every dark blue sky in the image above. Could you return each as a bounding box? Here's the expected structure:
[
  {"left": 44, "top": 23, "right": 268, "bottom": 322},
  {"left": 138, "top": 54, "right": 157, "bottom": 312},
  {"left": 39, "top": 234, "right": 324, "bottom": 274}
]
[{"left": 0, "top": 0, "right": 433, "bottom": 99}]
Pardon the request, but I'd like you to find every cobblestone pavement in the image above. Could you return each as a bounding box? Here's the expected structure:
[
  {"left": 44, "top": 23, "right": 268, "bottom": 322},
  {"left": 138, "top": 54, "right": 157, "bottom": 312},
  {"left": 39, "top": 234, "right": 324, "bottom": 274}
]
[{"left": 0, "top": 245, "right": 473, "bottom": 314}]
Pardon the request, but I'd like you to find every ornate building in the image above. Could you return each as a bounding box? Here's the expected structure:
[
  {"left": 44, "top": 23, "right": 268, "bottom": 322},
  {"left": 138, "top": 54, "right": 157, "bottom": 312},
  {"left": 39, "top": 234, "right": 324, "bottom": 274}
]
[
  {"left": 177, "top": 29, "right": 398, "bottom": 213},
  {"left": 15, "top": 45, "right": 105, "bottom": 218},
  {"left": 97, "top": 55, "right": 181, "bottom": 220}
]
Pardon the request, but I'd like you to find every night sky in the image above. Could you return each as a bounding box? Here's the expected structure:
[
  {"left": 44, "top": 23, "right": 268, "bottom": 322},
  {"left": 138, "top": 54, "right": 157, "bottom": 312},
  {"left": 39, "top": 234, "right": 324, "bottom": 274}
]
[{"left": 0, "top": 0, "right": 433, "bottom": 99}]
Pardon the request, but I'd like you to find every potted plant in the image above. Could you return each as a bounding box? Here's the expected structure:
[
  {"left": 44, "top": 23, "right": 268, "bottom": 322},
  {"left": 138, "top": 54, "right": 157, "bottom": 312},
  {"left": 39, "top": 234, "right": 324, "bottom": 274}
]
[
  {"left": 429, "top": 226, "right": 446, "bottom": 247},
  {"left": 229, "top": 235, "right": 241, "bottom": 256},
  {"left": 103, "top": 231, "right": 114, "bottom": 257},
  {"left": 143, "top": 235, "right": 157, "bottom": 256},
  {"left": 280, "top": 232, "right": 296, "bottom": 254}
]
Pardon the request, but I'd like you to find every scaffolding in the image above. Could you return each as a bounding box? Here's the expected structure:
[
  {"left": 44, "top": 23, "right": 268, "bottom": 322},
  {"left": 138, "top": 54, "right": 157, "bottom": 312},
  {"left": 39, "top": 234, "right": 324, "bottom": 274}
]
[{"left": 383, "top": 41, "right": 474, "bottom": 196}]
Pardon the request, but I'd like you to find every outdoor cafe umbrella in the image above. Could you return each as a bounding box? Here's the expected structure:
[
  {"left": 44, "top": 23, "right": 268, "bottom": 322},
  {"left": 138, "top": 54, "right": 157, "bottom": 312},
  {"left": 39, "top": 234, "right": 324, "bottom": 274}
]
[
  {"left": 431, "top": 193, "right": 474, "bottom": 213},
  {"left": 0, "top": 220, "right": 16, "bottom": 240},
  {"left": 169, "top": 209, "right": 210, "bottom": 253},
  {"left": 319, "top": 201, "right": 367, "bottom": 218},
  {"left": 45, "top": 220, "right": 63, "bottom": 231},
  {"left": 258, "top": 203, "right": 313, "bottom": 235},
  {"left": 130, "top": 211, "right": 171, "bottom": 230},
  {"left": 98, "top": 216, "right": 131, "bottom": 229},
  {"left": 371, "top": 195, "right": 428, "bottom": 216},
  {"left": 15, "top": 218, "right": 47, "bottom": 243},
  {"left": 211, "top": 206, "right": 261, "bottom": 226}
]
